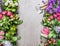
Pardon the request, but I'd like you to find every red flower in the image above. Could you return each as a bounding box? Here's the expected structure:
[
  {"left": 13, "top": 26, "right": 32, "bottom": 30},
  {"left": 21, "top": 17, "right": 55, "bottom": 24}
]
[
  {"left": 53, "top": 12, "right": 60, "bottom": 21},
  {"left": 56, "top": 16, "right": 60, "bottom": 21},
  {"left": 56, "top": 12, "right": 60, "bottom": 16},
  {"left": 53, "top": 14, "right": 57, "bottom": 18}
]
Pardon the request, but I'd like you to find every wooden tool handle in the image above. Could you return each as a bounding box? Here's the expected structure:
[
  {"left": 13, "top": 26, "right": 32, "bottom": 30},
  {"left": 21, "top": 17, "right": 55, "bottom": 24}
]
[{"left": 40, "top": 4, "right": 47, "bottom": 9}]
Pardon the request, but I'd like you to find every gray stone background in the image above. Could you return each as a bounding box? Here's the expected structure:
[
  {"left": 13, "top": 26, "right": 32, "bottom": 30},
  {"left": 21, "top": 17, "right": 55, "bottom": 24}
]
[{"left": 17, "top": 0, "right": 45, "bottom": 46}]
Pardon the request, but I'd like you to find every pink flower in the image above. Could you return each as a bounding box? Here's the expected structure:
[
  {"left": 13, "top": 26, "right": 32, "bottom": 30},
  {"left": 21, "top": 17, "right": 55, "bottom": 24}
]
[
  {"left": 2, "top": 11, "right": 7, "bottom": 15},
  {"left": 49, "top": 16, "right": 53, "bottom": 19},
  {"left": 41, "top": 27, "right": 49, "bottom": 38},
  {"left": 56, "top": 12, "right": 60, "bottom": 16},
  {"left": 56, "top": 16, "right": 60, "bottom": 21},
  {"left": 53, "top": 14, "right": 57, "bottom": 18},
  {"left": 0, "top": 31, "right": 4, "bottom": 40},
  {"left": 41, "top": 27, "right": 49, "bottom": 35},
  {"left": 0, "top": 31, "right": 4, "bottom": 35},
  {"left": 0, "top": 14, "right": 3, "bottom": 19},
  {"left": 0, "top": 36, "right": 4, "bottom": 40},
  {"left": 53, "top": 12, "right": 60, "bottom": 21},
  {"left": 48, "top": 18, "right": 51, "bottom": 21},
  {"left": 7, "top": 11, "right": 13, "bottom": 16},
  {"left": 10, "top": 15, "right": 13, "bottom": 18}
]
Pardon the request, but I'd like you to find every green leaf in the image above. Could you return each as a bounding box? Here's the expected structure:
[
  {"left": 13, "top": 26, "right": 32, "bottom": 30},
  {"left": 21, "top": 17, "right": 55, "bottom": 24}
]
[
  {"left": 12, "top": 37, "right": 18, "bottom": 42},
  {"left": 56, "top": 39, "right": 60, "bottom": 46},
  {"left": 49, "top": 43, "right": 54, "bottom": 46},
  {"left": 17, "top": 20, "right": 23, "bottom": 25},
  {"left": 57, "top": 21, "right": 60, "bottom": 26},
  {"left": 38, "top": 44, "right": 41, "bottom": 46},
  {"left": 51, "top": 19, "right": 57, "bottom": 26},
  {"left": 48, "top": 31, "right": 56, "bottom": 38}
]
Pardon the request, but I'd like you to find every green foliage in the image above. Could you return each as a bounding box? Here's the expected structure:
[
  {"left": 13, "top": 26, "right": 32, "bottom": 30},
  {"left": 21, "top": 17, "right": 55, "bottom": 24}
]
[
  {"left": 56, "top": 39, "right": 60, "bottom": 46},
  {"left": 0, "top": 0, "right": 23, "bottom": 46},
  {"left": 38, "top": 44, "right": 41, "bottom": 46},
  {"left": 50, "top": 19, "right": 57, "bottom": 27},
  {"left": 48, "top": 30, "right": 57, "bottom": 38},
  {"left": 2, "top": 0, "right": 18, "bottom": 12}
]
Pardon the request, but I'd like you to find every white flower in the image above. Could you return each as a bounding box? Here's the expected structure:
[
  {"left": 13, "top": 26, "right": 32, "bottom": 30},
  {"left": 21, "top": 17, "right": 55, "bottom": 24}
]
[
  {"left": 2, "top": 41, "right": 13, "bottom": 46},
  {"left": 5, "top": 2, "right": 9, "bottom": 6},
  {"left": 10, "top": 2, "right": 12, "bottom": 5},
  {"left": 40, "top": 33, "right": 48, "bottom": 38},
  {"left": 10, "top": 0, "right": 13, "bottom": 3},
  {"left": 15, "top": 2, "right": 18, "bottom": 6},
  {"left": 12, "top": 4, "right": 15, "bottom": 7},
  {"left": 54, "top": 26, "right": 60, "bottom": 33},
  {"left": 6, "top": 0, "right": 10, "bottom": 3}
]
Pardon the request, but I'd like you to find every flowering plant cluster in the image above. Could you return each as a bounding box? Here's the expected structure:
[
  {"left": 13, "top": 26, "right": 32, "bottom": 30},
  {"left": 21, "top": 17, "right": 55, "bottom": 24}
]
[
  {"left": 40, "top": 0, "right": 60, "bottom": 46},
  {"left": 0, "top": 0, "right": 23, "bottom": 46}
]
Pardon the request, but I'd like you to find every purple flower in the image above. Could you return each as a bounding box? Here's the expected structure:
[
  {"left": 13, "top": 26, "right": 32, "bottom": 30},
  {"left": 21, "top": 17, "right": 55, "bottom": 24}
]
[
  {"left": 48, "top": 9, "right": 53, "bottom": 14},
  {"left": 53, "top": 8, "right": 58, "bottom": 13},
  {"left": 0, "top": 7, "right": 2, "bottom": 13},
  {"left": 53, "top": 6, "right": 60, "bottom": 12},
  {"left": 54, "top": 26, "right": 60, "bottom": 33},
  {"left": 0, "top": 0, "right": 2, "bottom": 4},
  {"left": 46, "top": 6, "right": 49, "bottom": 10},
  {"left": 58, "top": 8, "right": 60, "bottom": 12},
  {"left": 58, "top": 0, "right": 60, "bottom": 1},
  {"left": 45, "top": 0, "right": 60, "bottom": 14},
  {"left": 48, "top": 0, "right": 55, "bottom": 2},
  {"left": 48, "top": 0, "right": 56, "bottom": 4},
  {"left": 46, "top": 5, "right": 52, "bottom": 12},
  {"left": 58, "top": 0, "right": 60, "bottom": 6}
]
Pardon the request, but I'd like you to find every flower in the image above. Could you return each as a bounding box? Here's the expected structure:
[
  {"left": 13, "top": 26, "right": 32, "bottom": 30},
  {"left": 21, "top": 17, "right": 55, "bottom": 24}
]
[
  {"left": 56, "top": 12, "right": 60, "bottom": 16},
  {"left": 0, "top": 31, "right": 4, "bottom": 35},
  {"left": 0, "top": 14, "right": 3, "bottom": 19},
  {"left": 41, "top": 27, "right": 49, "bottom": 38},
  {"left": 54, "top": 26, "right": 60, "bottom": 33},
  {"left": 56, "top": 16, "right": 60, "bottom": 21},
  {"left": 0, "top": 7, "right": 2, "bottom": 13},
  {"left": 48, "top": 15, "right": 53, "bottom": 21},
  {"left": 48, "top": 18, "right": 51, "bottom": 21},
  {"left": 41, "top": 27, "right": 49, "bottom": 35},
  {"left": 0, "top": 36, "right": 4, "bottom": 40},
  {"left": 2, "top": 11, "right": 7, "bottom": 15},
  {"left": 15, "top": 2, "right": 18, "bottom": 6},
  {"left": 2, "top": 40, "right": 13, "bottom": 46},
  {"left": 10, "top": 15, "right": 13, "bottom": 18},
  {"left": 49, "top": 16, "right": 53, "bottom": 20},
  {"left": 45, "top": 0, "right": 60, "bottom": 14},
  {"left": 52, "top": 12, "right": 60, "bottom": 21},
  {"left": 53, "top": 13, "right": 57, "bottom": 18},
  {"left": 5, "top": 2, "right": 9, "bottom": 6},
  {"left": 48, "top": 9, "right": 53, "bottom": 14},
  {"left": 7, "top": 11, "right": 13, "bottom": 16}
]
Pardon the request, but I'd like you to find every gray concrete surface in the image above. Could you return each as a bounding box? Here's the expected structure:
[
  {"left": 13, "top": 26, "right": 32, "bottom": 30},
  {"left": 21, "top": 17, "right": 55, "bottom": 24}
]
[{"left": 17, "top": 0, "right": 45, "bottom": 46}]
